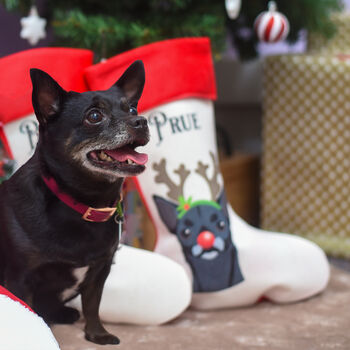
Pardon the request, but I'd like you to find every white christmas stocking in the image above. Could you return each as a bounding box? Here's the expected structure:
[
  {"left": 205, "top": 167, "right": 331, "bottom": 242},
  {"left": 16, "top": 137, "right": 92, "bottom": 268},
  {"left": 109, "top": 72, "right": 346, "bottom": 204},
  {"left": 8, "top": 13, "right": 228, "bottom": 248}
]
[
  {"left": 0, "top": 48, "right": 191, "bottom": 325},
  {"left": 85, "top": 38, "right": 330, "bottom": 309}
]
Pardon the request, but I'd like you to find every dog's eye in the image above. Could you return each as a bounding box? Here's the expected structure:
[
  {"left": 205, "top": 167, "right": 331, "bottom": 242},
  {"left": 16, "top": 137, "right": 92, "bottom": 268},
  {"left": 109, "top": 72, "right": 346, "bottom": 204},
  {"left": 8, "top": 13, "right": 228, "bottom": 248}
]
[
  {"left": 181, "top": 228, "right": 191, "bottom": 238},
  {"left": 217, "top": 220, "right": 226, "bottom": 230},
  {"left": 129, "top": 107, "right": 137, "bottom": 116},
  {"left": 86, "top": 111, "right": 103, "bottom": 124}
]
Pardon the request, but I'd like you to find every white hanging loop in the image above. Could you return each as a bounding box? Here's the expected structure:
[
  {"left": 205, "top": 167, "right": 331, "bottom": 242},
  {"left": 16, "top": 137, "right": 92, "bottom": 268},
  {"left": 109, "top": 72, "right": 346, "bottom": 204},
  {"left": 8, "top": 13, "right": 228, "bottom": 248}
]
[
  {"left": 225, "top": 0, "right": 242, "bottom": 20},
  {"left": 268, "top": 1, "right": 277, "bottom": 12}
]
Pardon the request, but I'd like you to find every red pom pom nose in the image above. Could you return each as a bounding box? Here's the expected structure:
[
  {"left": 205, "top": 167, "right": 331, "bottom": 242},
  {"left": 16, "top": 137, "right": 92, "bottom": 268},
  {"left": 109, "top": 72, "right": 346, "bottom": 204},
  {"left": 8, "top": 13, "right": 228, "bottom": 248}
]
[{"left": 197, "top": 231, "right": 215, "bottom": 250}]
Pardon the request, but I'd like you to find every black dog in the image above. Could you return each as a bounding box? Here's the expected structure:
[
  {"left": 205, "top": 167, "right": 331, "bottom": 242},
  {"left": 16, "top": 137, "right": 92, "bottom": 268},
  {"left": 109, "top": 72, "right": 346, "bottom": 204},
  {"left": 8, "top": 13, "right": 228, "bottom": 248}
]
[{"left": 0, "top": 60, "right": 149, "bottom": 345}]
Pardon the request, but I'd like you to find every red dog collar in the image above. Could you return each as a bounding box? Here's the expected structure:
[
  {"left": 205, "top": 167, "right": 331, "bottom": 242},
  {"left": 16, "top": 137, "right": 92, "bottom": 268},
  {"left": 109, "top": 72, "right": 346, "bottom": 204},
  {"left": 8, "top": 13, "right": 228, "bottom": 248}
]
[{"left": 42, "top": 176, "right": 121, "bottom": 222}]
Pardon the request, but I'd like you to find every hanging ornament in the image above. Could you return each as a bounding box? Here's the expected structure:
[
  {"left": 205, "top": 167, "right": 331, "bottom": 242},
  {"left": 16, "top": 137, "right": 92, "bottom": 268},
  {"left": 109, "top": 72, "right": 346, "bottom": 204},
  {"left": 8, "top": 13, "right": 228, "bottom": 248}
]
[
  {"left": 20, "top": 6, "right": 46, "bottom": 46},
  {"left": 225, "top": 0, "right": 241, "bottom": 20},
  {"left": 254, "top": 1, "right": 289, "bottom": 43}
]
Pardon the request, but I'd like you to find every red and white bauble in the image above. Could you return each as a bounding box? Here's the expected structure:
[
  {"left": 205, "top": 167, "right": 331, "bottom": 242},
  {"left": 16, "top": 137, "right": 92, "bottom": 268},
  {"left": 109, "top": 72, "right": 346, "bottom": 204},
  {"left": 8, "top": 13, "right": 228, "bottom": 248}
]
[{"left": 254, "top": 1, "right": 289, "bottom": 43}]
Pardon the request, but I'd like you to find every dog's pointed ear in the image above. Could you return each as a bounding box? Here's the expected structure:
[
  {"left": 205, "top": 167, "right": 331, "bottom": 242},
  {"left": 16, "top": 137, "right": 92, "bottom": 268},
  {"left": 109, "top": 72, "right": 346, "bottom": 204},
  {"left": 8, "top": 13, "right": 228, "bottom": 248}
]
[
  {"left": 113, "top": 60, "right": 145, "bottom": 107},
  {"left": 30, "top": 68, "right": 67, "bottom": 125},
  {"left": 217, "top": 190, "right": 229, "bottom": 218},
  {"left": 153, "top": 195, "right": 178, "bottom": 234}
]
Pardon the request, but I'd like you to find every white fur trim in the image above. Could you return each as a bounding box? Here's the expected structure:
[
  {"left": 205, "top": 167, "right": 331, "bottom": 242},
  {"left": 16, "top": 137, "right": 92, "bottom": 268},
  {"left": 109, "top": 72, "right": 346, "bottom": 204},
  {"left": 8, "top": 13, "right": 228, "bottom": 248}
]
[{"left": 0, "top": 294, "right": 60, "bottom": 350}]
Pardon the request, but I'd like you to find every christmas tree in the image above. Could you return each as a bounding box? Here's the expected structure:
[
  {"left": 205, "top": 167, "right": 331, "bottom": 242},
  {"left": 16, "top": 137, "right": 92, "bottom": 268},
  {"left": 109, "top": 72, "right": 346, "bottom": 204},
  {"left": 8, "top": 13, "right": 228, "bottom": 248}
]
[{"left": 0, "top": 0, "right": 343, "bottom": 60}]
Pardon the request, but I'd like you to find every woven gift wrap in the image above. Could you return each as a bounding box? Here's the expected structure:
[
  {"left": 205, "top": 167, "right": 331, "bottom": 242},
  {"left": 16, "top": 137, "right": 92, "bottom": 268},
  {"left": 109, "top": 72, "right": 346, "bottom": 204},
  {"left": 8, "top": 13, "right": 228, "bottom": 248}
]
[
  {"left": 261, "top": 54, "right": 350, "bottom": 258},
  {"left": 308, "top": 12, "right": 350, "bottom": 55}
]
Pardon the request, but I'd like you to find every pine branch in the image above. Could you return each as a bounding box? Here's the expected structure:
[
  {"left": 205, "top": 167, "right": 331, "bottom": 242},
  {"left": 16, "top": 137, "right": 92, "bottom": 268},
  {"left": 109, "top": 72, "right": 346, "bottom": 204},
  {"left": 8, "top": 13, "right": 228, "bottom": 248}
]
[{"left": 51, "top": 4, "right": 224, "bottom": 60}]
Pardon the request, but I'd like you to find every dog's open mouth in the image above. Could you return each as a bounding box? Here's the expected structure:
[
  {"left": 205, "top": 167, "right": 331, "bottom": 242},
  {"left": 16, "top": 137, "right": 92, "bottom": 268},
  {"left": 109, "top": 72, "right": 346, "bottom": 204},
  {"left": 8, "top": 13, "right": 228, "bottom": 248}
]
[{"left": 87, "top": 139, "right": 148, "bottom": 175}]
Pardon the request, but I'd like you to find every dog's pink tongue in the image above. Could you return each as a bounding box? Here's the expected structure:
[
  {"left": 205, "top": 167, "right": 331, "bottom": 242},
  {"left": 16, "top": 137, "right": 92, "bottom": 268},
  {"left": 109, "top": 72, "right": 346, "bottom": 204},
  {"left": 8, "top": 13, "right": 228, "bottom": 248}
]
[{"left": 105, "top": 146, "right": 148, "bottom": 165}]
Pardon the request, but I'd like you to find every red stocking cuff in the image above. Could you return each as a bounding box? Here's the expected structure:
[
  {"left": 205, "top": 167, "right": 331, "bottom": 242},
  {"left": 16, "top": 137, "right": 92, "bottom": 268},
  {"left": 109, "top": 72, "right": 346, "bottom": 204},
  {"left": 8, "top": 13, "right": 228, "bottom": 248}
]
[
  {"left": 85, "top": 37, "right": 217, "bottom": 112},
  {"left": 0, "top": 48, "right": 93, "bottom": 124}
]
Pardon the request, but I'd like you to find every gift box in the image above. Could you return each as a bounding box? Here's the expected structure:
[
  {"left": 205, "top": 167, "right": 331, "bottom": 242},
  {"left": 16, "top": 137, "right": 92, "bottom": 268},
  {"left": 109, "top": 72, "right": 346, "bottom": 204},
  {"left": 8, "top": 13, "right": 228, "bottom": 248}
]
[
  {"left": 308, "top": 12, "right": 350, "bottom": 55},
  {"left": 261, "top": 54, "right": 350, "bottom": 258}
]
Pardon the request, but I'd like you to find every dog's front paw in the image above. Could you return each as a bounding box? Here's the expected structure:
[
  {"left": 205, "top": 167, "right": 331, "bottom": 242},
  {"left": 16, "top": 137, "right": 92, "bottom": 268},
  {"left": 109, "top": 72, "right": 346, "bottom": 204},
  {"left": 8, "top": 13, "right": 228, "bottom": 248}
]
[
  {"left": 85, "top": 331, "right": 120, "bottom": 345},
  {"left": 47, "top": 306, "right": 80, "bottom": 324}
]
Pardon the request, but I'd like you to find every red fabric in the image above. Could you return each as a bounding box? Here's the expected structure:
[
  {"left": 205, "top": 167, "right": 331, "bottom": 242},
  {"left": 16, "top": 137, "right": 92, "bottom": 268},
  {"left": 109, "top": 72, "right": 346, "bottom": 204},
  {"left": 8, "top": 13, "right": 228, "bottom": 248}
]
[
  {"left": 0, "top": 285, "right": 34, "bottom": 312},
  {"left": 85, "top": 37, "right": 217, "bottom": 113},
  {"left": 0, "top": 48, "right": 93, "bottom": 124},
  {"left": 0, "top": 124, "right": 13, "bottom": 158}
]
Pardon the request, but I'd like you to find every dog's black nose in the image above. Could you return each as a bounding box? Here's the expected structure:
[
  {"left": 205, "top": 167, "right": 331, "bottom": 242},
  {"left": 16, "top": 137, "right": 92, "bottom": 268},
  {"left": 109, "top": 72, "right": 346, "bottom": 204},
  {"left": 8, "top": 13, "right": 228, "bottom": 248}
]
[{"left": 129, "top": 116, "right": 148, "bottom": 129}]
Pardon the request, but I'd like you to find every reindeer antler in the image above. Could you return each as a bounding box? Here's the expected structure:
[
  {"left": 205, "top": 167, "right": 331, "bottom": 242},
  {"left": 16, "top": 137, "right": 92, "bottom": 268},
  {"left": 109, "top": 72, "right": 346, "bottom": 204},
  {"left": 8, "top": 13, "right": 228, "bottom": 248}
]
[
  {"left": 153, "top": 159, "right": 190, "bottom": 202},
  {"left": 195, "top": 151, "right": 221, "bottom": 200}
]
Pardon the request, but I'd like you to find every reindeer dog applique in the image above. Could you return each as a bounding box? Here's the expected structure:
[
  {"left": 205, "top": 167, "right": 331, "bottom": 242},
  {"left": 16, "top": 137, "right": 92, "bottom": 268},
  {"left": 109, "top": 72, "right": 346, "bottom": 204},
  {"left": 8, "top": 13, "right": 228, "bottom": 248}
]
[{"left": 153, "top": 152, "right": 244, "bottom": 292}]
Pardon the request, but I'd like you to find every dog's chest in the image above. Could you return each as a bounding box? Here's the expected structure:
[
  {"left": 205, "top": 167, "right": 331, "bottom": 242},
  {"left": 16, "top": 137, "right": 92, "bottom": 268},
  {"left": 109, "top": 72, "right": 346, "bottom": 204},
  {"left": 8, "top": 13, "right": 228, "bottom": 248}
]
[{"left": 61, "top": 266, "right": 89, "bottom": 302}]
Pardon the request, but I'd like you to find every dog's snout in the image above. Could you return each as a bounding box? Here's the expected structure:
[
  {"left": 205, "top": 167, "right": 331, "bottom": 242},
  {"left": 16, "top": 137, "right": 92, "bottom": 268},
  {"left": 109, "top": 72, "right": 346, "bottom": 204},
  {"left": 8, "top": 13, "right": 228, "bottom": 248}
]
[{"left": 129, "top": 116, "right": 148, "bottom": 129}]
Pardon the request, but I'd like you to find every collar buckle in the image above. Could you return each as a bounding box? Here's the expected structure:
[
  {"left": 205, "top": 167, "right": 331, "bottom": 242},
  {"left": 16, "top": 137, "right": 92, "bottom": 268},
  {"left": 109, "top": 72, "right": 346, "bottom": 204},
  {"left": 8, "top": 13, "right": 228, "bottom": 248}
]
[{"left": 82, "top": 207, "right": 117, "bottom": 222}]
